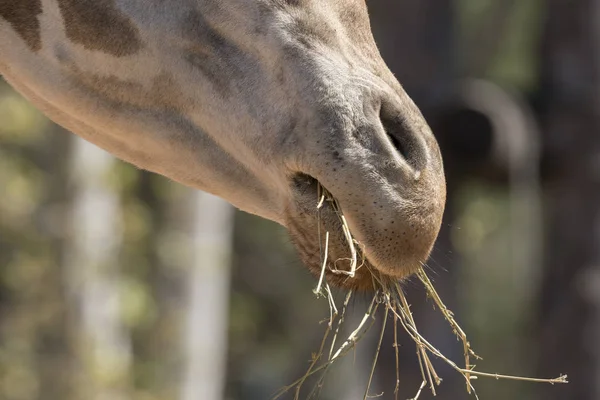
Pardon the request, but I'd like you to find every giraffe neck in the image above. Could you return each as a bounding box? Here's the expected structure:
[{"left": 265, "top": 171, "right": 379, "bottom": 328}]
[{"left": 1, "top": 0, "right": 288, "bottom": 222}]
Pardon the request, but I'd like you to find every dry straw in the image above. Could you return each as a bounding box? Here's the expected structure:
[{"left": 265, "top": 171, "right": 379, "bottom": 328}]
[{"left": 274, "top": 184, "right": 567, "bottom": 400}]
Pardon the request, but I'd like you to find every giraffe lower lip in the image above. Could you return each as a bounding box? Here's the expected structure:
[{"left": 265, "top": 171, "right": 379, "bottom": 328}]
[{"left": 288, "top": 172, "right": 424, "bottom": 290}]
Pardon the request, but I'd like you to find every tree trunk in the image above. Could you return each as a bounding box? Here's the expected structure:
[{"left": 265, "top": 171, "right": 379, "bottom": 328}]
[
  {"left": 35, "top": 123, "right": 77, "bottom": 400},
  {"left": 536, "top": 1, "right": 600, "bottom": 399},
  {"left": 180, "top": 193, "right": 234, "bottom": 400},
  {"left": 64, "top": 139, "right": 132, "bottom": 400}
]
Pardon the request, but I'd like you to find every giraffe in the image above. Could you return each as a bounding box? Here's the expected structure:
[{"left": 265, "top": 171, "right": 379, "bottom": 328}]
[{"left": 0, "top": 0, "right": 446, "bottom": 290}]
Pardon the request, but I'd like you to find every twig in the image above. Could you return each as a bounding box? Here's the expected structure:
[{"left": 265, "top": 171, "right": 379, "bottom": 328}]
[
  {"left": 329, "top": 290, "right": 353, "bottom": 360},
  {"left": 456, "top": 370, "right": 568, "bottom": 384},
  {"left": 393, "top": 312, "right": 400, "bottom": 400},
  {"left": 417, "top": 269, "right": 479, "bottom": 392},
  {"left": 274, "top": 294, "right": 378, "bottom": 400},
  {"left": 325, "top": 284, "right": 338, "bottom": 328},
  {"left": 408, "top": 380, "right": 427, "bottom": 400},
  {"left": 363, "top": 306, "right": 389, "bottom": 400},
  {"left": 390, "top": 300, "right": 480, "bottom": 398},
  {"left": 292, "top": 318, "right": 333, "bottom": 399},
  {"left": 332, "top": 296, "right": 379, "bottom": 360},
  {"left": 395, "top": 284, "right": 440, "bottom": 395}
]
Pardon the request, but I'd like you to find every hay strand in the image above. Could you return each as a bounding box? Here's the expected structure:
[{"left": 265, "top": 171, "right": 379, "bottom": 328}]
[
  {"left": 393, "top": 312, "right": 400, "bottom": 400},
  {"left": 329, "top": 290, "right": 353, "bottom": 360},
  {"left": 313, "top": 231, "right": 330, "bottom": 296},
  {"left": 363, "top": 306, "right": 389, "bottom": 400},
  {"left": 277, "top": 183, "right": 567, "bottom": 399}
]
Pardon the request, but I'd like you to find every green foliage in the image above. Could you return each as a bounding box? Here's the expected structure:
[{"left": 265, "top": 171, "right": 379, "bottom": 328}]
[{"left": 457, "top": 0, "right": 543, "bottom": 90}]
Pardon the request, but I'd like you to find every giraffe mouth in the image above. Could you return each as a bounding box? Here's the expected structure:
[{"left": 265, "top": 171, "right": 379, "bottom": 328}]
[{"left": 287, "top": 173, "right": 400, "bottom": 291}]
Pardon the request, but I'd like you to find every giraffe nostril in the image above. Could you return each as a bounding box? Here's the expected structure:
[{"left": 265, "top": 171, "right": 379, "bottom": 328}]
[
  {"left": 379, "top": 101, "right": 428, "bottom": 171},
  {"left": 385, "top": 126, "right": 407, "bottom": 159},
  {"left": 379, "top": 104, "right": 408, "bottom": 160}
]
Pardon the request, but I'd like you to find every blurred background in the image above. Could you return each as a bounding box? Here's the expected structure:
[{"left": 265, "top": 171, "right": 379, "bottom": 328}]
[{"left": 1, "top": 0, "right": 599, "bottom": 399}]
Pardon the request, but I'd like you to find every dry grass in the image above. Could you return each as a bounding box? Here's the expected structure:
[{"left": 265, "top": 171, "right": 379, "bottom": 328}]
[{"left": 273, "top": 185, "right": 568, "bottom": 400}]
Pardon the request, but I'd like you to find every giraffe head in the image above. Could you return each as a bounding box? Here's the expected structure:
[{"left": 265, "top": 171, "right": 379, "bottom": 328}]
[
  {"left": 0, "top": 0, "right": 446, "bottom": 291},
  {"left": 213, "top": 1, "right": 447, "bottom": 290}
]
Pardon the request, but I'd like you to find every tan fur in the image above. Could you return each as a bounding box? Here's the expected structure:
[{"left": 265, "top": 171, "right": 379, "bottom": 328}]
[{"left": 0, "top": 0, "right": 446, "bottom": 290}]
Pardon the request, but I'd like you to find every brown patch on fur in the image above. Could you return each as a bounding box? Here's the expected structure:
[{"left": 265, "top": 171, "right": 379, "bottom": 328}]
[
  {"left": 0, "top": 0, "right": 43, "bottom": 51},
  {"left": 57, "top": 0, "right": 142, "bottom": 56},
  {"left": 181, "top": 11, "right": 250, "bottom": 95},
  {"left": 67, "top": 65, "right": 186, "bottom": 113},
  {"left": 184, "top": 50, "right": 232, "bottom": 95}
]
